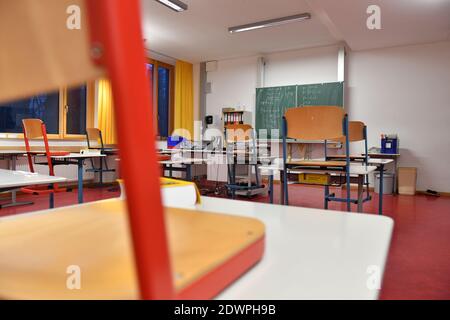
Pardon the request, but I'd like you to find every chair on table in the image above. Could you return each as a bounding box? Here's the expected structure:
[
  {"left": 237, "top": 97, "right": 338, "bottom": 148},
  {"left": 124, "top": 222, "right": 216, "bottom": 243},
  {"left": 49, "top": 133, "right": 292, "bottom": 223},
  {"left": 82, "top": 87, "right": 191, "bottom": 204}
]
[
  {"left": 224, "top": 124, "right": 264, "bottom": 199},
  {"left": 85, "top": 128, "right": 116, "bottom": 186},
  {"left": 324, "top": 121, "right": 372, "bottom": 209},
  {"left": 21, "top": 119, "right": 71, "bottom": 208},
  {"left": 282, "top": 106, "right": 352, "bottom": 211}
]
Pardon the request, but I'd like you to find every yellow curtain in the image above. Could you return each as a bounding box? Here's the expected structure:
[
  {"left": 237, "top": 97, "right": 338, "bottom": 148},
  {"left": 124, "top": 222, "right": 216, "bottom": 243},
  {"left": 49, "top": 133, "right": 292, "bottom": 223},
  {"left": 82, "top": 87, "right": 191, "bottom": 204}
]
[
  {"left": 97, "top": 78, "right": 117, "bottom": 145},
  {"left": 174, "top": 60, "right": 194, "bottom": 139}
]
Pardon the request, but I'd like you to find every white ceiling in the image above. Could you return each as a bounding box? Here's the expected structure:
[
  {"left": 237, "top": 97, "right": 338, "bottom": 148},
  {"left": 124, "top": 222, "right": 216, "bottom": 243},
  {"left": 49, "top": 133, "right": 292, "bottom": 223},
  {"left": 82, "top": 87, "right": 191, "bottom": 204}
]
[{"left": 141, "top": 0, "right": 450, "bottom": 63}]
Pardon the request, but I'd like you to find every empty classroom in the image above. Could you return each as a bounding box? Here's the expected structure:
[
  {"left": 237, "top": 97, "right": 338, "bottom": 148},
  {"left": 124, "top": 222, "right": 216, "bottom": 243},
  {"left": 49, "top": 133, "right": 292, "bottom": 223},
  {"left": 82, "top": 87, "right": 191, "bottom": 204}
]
[{"left": 0, "top": 0, "right": 449, "bottom": 303}]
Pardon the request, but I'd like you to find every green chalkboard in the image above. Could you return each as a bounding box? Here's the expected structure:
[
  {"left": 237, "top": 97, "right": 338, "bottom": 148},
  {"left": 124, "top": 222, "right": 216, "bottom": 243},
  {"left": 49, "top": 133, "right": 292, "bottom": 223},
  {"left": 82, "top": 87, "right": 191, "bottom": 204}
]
[
  {"left": 255, "top": 82, "right": 344, "bottom": 137},
  {"left": 255, "top": 86, "right": 297, "bottom": 138},
  {"left": 297, "top": 82, "right": 344, "bottom": 107}
]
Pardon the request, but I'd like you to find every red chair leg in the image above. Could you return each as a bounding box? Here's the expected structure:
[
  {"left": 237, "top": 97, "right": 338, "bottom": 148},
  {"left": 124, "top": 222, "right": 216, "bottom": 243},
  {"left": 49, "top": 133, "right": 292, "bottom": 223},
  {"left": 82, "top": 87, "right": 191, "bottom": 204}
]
[{"left": 87, "top": 0, "right": 174, "bottom": 300}]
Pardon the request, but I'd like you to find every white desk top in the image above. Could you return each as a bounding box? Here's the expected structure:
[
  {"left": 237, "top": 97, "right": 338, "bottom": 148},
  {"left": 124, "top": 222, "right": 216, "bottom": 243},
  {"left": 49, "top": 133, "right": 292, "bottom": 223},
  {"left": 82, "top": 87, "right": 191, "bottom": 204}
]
[
  {"left": 0, "top": 196, "right": 394, "bottom": 300},
  {"left": 366, "top": 158, "right": 394, "bottom": 165},
  {"left": 51, "top": 153, "right": 105, "bottom": 159},
  {"left": 0, "top": 169, "right": 67, "bottom": 189},
  {"left": 193, "top": 197, "right": 394, "bottom": 300},
  {"left": 0, "top": 150, "right": 26, "bottom": 156}
]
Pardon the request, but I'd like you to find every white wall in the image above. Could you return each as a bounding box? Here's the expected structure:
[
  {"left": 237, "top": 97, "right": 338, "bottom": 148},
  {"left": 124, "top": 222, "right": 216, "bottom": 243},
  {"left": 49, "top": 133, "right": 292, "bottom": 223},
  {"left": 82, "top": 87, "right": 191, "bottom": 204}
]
[
  {"left": 348, "top": 41, "right": 450, "bottom": 192},
  {"left": 206, "top": 56, "right": 259, "bottom": 128},
  {"left": 205, "top": 45, "right": 341, "bottom": 128},
  {"left": 264, "top": 45, "right": 339, "bottom": 87}
]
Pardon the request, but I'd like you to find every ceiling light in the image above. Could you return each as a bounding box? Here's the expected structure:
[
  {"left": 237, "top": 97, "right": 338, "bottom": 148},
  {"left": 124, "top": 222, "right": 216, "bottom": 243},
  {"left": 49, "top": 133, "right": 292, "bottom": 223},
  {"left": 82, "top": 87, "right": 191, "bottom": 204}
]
[
  {"left": 229, "top": 13, "right": 311, "bottom": 34},
  {"left": 155, "top": 0, "right": 188, "bottom": 12}
]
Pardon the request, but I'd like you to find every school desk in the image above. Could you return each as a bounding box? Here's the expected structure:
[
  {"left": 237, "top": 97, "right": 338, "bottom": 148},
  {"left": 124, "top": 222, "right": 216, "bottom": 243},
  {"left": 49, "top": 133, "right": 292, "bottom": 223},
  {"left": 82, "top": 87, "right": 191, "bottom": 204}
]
[
  {"left": 159, "top": 158, "right": 205, "bottom": 180},
  {"left": 0, "top": 150, "right": 32, "bottom": 208},
  {"left": 325, "top": 156, "right": 395, "bottom": 215},
  {"left": 364, "top": 151, "right": 400, "bottom": 193},
  {"left": 0, "top": 168, "right": 67, "bottom": 208},
  {"left": 159, "top": 151, "right": 274, "bottom": 182},
  {"left": 259, "top": 161, "right": 377, "bottom": 213},
  {"left": 86, "top": 148, "right": 119, "bottom": 187},
  {"left": 49, "top": 153, "right": 106, "bottom": 204},
  {"left": 0, "top": 197, "right": 393, "bottom": 299}
]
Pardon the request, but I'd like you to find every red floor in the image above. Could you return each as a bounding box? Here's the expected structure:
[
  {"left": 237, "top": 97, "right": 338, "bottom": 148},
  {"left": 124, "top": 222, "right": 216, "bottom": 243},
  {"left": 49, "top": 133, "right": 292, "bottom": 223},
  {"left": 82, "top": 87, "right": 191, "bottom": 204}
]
[{"left": 1, "top": 184, "right": 449, "bottom": 300}]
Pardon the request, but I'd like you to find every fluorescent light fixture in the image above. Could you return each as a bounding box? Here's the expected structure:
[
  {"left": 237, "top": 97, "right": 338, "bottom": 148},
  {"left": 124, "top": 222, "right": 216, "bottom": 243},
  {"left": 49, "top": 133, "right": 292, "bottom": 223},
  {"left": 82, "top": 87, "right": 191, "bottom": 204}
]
[
  {"left": 155, "top": 0, "right": 188, "bottom": 12},
  {"left": 229, "top": 13, "right": 311, "bottom": 34}
]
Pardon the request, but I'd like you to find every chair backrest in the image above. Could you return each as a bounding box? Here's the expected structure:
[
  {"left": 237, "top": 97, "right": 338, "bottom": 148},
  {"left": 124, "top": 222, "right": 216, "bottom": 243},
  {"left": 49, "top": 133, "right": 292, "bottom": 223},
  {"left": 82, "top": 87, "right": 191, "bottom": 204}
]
[
  {"left": 22, "top": 119, "right": 45, "bottom": 140},
  {"left": 325, "top": 120, "right": 368, "bottom": 164},
  {"left": 284, "top": 106, "right": 346, "bottom": 141},
  {"left": 86, "top": 128, "right": 104, "bottom": 149},
  {"left": 338, "top": 121, "right": 366, "bottom": 142},
  {"left": 224, "top": 124, "right": 257, "bottom": 162},
  {"left": 225, "top": 124, "right": 253, "bottom": 143},
  {"left": 22, "top": 118, "right": 53, "bottom": 174}
]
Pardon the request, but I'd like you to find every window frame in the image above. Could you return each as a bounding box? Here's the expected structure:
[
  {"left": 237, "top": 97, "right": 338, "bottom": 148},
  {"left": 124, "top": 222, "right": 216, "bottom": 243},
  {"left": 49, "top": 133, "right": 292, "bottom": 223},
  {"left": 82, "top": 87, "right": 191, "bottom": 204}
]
[
  {"left": 0, "top": 82, "right": 95, "bottom": 140},
  {"left": 147, "top": 58, "right": 175, "bottom": 139},
  {"left": 61, "top": 82, "right": 95, "bottom": 140}
]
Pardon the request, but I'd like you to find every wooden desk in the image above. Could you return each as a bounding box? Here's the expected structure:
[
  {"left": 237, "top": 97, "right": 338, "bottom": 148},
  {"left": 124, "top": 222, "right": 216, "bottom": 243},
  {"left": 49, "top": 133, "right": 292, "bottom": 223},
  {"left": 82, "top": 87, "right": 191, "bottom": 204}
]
[
  {"left": 0, "top": 199, "right": 264, "bottom": 300},
  {"left": 0, "top": 169, "right": 67, "bottom": 209},
  {"left": 288, "top": 160, "right": 347, "bottom": 167},
  {"left": 326, "top": 155, "right": 366, "bottom": 161}
]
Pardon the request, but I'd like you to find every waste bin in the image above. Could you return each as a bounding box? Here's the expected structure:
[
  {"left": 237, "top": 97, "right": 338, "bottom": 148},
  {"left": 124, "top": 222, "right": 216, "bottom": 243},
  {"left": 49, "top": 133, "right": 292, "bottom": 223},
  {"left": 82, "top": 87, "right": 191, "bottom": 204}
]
[
  {"left": 398, "top": 167, "right": 417, "bottom": 195},
  {"left": 375, "top": 173, "right": 394, "bottom": 195}
]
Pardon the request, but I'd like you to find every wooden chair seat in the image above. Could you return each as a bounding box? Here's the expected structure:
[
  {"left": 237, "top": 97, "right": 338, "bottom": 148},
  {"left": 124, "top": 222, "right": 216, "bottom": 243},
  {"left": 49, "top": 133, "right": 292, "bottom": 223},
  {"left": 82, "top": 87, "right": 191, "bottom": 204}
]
[
  {"left": 326, "top": 155, "right": 365, "bottom": 160},
  {"left": 287, "top": 160, "right": 347, "bottom": 167},
  {"left": 0, "top": 199, "right": 265, "bottom": 300}
]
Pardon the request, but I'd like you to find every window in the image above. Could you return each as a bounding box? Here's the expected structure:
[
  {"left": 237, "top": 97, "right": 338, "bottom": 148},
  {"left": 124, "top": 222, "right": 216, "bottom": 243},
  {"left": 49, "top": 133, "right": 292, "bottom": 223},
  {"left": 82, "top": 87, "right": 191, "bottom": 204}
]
[
  {"left": 0, "top": 83, "right": 94, "bottom": 139},
  {"left": 158, "top": 66, "right": 170, "bottom": 137},
  {"left": 0, "top": 91, "right": 60, "bottom": 134},
  {"left": 65, "top": 85, "right": 87, "bottom": 135},
  {"left": 146, "top": 59, "right": 174, "bottom": 138}
]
